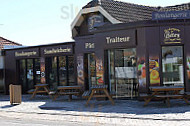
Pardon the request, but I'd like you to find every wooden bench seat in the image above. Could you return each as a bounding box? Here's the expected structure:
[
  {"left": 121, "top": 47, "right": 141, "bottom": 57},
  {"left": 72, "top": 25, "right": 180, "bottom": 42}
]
[
  {"left": 49, "top": 91, "right": 57, "bottom": 95},
  {"left": 155, "top": 94, "right": 183, "bottom": 98},
  {"left": 139, "top": 93, "right": 154, "bottom": 106},
  {"left": 59, "top": 92, "right": 80, "bottom": 95},
  {"left": 82, "top": 91, "right": 91, "bottom": 98},
  {"left": 110, "top": 91, "right": 116, "bottom": 96},
  {"left": 28, "top": 89, "right": 49, "bottom": 94},
  {"left": 27, "top": 89, "right": 35, "bottom": 94},
  {"left": 82, "top": 91, "right": 116, "bottom": 99}
]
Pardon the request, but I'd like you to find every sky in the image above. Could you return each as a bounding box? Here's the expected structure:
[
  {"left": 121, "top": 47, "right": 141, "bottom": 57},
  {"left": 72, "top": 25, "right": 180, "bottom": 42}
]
[{"left": 1, "top": 0, "right": 190, "bottom": 46}]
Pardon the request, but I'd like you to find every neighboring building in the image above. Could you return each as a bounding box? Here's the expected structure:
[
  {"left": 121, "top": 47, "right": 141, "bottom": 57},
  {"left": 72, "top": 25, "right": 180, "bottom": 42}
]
[
  {"left": 3, "top": 0, "right": 190, "bottom": 98},
  {"left": 0, "top": 37, "right": 22, "bottom": 93}
]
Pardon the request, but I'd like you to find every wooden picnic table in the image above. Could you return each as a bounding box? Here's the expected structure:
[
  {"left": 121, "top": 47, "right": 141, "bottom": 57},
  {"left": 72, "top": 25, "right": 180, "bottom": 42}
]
[
  {"left": 31, "top": 84, "right": 51, "bottom": 99},
  {"left": 53, "top": 85, "right": 82, "bottom": 101},
  {"left": 143, "top": 86, "right": 188, "bottom": 107},
  {"left": 85, "top": 85, "right": 115, "bottom": 105}
]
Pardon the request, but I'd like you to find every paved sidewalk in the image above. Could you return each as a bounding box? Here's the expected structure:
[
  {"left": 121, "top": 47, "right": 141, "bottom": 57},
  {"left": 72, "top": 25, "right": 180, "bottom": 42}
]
[{"left": 0, "top": 95, "right": 190, "bottom": 125}]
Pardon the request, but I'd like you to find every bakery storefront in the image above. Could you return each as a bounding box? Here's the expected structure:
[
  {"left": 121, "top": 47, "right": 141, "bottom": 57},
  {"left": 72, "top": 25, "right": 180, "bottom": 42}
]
[
  {"left": 72, "top": 0, "right": 190, "bottom": 98},
  {"left": 74, "top": 16, "right": 190, "bottom": 99},
  {"left": 4, "top": 42, "right": 75, "bottom": 94}
]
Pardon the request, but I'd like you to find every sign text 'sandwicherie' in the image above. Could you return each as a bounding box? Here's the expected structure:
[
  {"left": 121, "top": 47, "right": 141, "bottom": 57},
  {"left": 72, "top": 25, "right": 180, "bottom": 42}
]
[{"left": 44, "top": 47, "right": 71, "bottom": 54}]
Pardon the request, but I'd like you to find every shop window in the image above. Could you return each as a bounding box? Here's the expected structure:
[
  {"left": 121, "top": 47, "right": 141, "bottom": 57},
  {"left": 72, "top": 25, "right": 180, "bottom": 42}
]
[
  {"left": 46, "top": 55, "right": 75, "bottom": 89},
  {"left": 162, "top": 46, "right": 184, "bottom": 86}
]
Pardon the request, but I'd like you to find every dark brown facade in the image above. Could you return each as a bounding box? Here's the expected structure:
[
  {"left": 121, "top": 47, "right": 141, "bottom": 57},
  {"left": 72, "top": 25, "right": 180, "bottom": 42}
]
[
  {"left": 4, "top": 20, "right": 190, "bottom": 97},
  {"left": 74, "top": 20, "right": 190, "bottom": 98},
  {"left": 4, "top": 42, "right": 75, "bottom": 94}
]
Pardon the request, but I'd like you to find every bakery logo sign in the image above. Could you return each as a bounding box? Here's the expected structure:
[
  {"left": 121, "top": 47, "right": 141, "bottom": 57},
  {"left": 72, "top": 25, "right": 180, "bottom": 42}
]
[{"left": 164, "top": 28, "right": 181, "bottom": 44}]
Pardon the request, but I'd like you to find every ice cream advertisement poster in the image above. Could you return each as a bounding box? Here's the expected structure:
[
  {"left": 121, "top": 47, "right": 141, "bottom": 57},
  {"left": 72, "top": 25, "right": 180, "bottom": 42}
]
[
  {"left": 149, "top": 58, "right": 160, "bottom": 86},
  {"left": 137, "top": 57, "right": 146, "bottom": 88}
]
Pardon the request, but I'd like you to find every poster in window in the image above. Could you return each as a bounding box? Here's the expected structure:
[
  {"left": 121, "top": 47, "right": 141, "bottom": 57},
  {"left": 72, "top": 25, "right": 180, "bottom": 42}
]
[
  {"left": 96, "top": 59, "right": 104, "bottom": 85},
  {"left": 187, "top": 57, "right": 190, "bottom": 80},
  {"left": 137, "top": 57, "right": 146, "bottom": 88},
  {"left": 77, "top": 55, "right": 84, "bottom": 86},
  {"left": 149, "top": 57, "right": 160, "bottom": 86},
  {"left": 40, "top": 57, "right": 46, "bottom": 84}
]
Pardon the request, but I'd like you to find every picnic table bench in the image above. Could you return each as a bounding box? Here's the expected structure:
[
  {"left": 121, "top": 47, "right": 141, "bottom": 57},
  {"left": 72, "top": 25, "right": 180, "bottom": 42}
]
[
  {"left": 82, "top": 85, "right": 115, "bottom": 105},
  {"left": 29, "top": 84, "right": 51, "bottom": 99},
  {"left": 141, "top": 86, "right": 190, "bottom": 107},
  {"left": 51, "top": 85, "right": 82, "bottom": 101}
]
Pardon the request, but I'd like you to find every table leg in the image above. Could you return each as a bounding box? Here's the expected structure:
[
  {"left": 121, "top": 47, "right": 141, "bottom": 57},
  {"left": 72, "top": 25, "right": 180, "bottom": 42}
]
[
  {"left": 166, "top": 97, "right": 170, "bottom": 107},
  {"left": 68, "top": 95, "right": 72, "bottom": 101},
  {"left": 103, "top": 89, "right": 115, "bottom": 105},
  {"left": 183, "top": 98, "right": 190, "bottom": 104},
  {"left": 31, "top": 87, "right": 39, "bottom": 99},
  {"left": 143, "top": 98, "right": 152, "bottom": 106},
  {"left": 44, "top": 87, "right": 52, "bottom": 98},
  {"left": 86, "top": 90, "right": 95, "bottom": 105},
  {"left": 53, "top": 93, "right": 59, "bottom": 101}
]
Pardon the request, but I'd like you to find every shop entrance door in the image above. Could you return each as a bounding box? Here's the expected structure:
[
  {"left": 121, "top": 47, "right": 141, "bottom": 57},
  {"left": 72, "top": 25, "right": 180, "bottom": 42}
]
[
  {"left": 107, "top": 48, "right": 137, "bottom": 98},
  {"left": 18, "top": 59, "right": 40, "bottom": 93},
  {"left": 162, "top": 46, "right": 184, "bottom": 86},
  {"left": 84, "top": 53, "right": 96, "bottom": 90}
]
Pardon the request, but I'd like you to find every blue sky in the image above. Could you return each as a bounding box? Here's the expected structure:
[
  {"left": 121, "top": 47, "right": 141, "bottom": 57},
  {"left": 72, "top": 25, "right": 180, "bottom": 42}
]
[{"left": 0, "top": 0, "right": 190, "bottom": 46}]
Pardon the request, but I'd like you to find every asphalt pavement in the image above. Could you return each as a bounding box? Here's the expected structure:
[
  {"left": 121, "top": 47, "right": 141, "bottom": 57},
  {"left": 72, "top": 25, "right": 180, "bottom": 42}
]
[{"left": 0, "top": 95, "right": 190, "bottom": 126}]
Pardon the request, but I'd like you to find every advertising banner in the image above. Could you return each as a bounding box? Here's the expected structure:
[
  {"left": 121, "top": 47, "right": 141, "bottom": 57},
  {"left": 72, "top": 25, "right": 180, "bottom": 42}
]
[
  {"left": 149, "top": 58, "right": 160, "bottom": 86},
  {"left": 77, "top": 54, "right": 84, "bottom": 87},
  {"left": 96, "top": 59, "right": 104, "bottom": 85},
  {"left": 137, "top": 57, "right": 146, "bottom": 88}
]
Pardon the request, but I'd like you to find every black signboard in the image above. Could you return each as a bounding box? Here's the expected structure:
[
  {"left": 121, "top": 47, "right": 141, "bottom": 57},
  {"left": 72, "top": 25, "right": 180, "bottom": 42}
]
[
  {"left": 15, "top": 48, "right": 39, "bottom": 58},
  {"left": 96, "top": 29, "right": 136, "bottom": 49},
  {"left": 152, "top": 10, "right": 190, "bottom": 20},
  {"left": 41, "top": 44, "right": 73, "bottom": 56},
  {"left": 160, "top": 26, "right": 184, "bottom": 44}
]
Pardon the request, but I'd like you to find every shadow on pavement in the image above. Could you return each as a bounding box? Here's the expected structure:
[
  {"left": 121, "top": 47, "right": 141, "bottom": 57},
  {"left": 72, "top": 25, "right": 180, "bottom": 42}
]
[
  {"left": 38, "top": 96, "right": 190, "bottom": 115},
  {"left": 1, "top": 104, "right": 19, "bottom": 109},
  {"left": 1, "top": 94, "right": 190, "bottom": 115}
]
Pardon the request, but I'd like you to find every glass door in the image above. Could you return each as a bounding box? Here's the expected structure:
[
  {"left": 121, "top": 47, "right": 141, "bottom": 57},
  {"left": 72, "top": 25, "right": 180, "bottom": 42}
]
[
  {"left": 59, "top": 56, "right": 67, "bottom": 86},
  {"left": 19, "top": 59, "right": 26, "bottom": 92},
  {"left": 27, "top": 59, "right": 34, "bottom": 90},
  {"left": 68, "top": 56, "right": 75, "bottom": 85},
  {"left": 108, "top": 48, "right": 137, "bottom": 98},
  {"left": 34, "top": 59, "right": 41, "bottom": 84},
  {"left": 47, "top": 57, "right": 58, "bottom": 90},
  {"left": 162, "top": 46, "right": 184, "bottom": 86}
]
